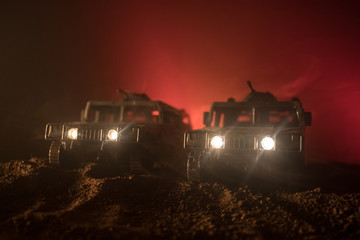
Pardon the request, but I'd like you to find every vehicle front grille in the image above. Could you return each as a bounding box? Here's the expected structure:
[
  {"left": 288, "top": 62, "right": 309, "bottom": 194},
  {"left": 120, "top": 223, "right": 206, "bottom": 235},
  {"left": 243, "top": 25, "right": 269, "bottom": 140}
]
[
  {"left": 226, "top": 135, "right": 255, "bottom": 150},
  {"left": 46, "top": 125, "right": 139, "bottom": 142},
  {"left": 77, "top": 128, "right": 102, "bottom": 141}
]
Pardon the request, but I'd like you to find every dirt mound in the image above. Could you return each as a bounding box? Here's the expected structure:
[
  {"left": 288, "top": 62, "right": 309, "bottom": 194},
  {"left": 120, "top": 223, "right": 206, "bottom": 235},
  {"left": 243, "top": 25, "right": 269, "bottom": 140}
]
[
  {"left": 1, "top": 159, "right": 360, "bottom": 239},
  {"left": 0, "top": 158, "right": 47, "bottom": 185}
]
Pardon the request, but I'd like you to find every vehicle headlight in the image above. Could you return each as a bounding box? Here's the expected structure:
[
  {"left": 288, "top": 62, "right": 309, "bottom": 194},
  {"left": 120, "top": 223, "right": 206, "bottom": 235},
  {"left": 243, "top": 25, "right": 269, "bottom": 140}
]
[
  {"left": 210, "top": 135, "right": 225, "bottom": 149},
  {"left": 261, "top": 136, "right": 275, "bottom": 150},
  {"left": 67, "top": 128, "right": 78, "bottom": 140},
  {"left": 107, "top": 129, "right": 118, "bottom": 141}
]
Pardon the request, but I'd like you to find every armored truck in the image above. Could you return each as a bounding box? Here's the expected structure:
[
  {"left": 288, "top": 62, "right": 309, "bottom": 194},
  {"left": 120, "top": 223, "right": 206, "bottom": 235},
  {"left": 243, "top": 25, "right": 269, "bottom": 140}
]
[
  {"left": 184, "top": 82, "right": 311, "bottom": 182},
  {"left": 45, "top": 90, "right": 191, "bottom": 174}
]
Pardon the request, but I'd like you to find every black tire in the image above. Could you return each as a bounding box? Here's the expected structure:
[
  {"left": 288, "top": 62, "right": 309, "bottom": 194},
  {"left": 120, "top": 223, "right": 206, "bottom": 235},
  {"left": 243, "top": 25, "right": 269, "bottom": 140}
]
[
  {"left": 129, "top": 153, "right": 148, "bottom": 174},
  {"left": 187, "top": 152, "right": 201, "bottom": 182},
  {"left": 49, "top": 141, "right": 61, "bottom": 166},
  {"left": 283, "top": 154, "right": 306, "bottom": 190},
  {"left": 48, "top": 141, "right": 82, "bottom": 169}
]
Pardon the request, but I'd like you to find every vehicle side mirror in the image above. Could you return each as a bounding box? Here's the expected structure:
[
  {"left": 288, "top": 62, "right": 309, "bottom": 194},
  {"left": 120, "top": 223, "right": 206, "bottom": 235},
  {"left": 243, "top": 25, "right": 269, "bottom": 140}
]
[
  {"left": 203, "top": 112, "right": 211, "bottom": 127},
  {"left": 304, "top": 112, "right": 312, "bottom": 126}
]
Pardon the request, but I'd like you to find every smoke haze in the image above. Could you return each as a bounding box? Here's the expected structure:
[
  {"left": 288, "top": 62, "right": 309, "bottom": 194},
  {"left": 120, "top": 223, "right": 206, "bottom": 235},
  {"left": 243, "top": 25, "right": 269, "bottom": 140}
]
[{"left": 1, "top": 1, "right": 360, "bottom": 164}]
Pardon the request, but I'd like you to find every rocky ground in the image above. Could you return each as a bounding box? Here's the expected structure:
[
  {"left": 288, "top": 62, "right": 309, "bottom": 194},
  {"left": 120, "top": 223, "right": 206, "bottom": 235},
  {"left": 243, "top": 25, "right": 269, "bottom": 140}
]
[{"left": 0, "top": 158, "right": 360, "bottom": 239}]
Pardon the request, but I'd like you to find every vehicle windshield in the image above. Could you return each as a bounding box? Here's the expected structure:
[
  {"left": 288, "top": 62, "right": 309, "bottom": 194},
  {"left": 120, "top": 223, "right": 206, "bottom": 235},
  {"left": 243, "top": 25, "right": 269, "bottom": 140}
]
[
  {"left": 85, "top": 104, "right": 160, "bottom": 123},
  {"left": 122, "top": 105, "right": 160, "bottom": 123},
  {"left": 211, "top": 106, "right": 299, "bottom": 127}
]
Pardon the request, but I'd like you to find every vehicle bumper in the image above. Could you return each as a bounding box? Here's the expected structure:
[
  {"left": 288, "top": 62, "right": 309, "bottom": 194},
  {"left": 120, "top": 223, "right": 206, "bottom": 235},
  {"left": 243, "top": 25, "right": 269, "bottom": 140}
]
[
  {"left": 61, "top": 140, "right": 102, "bottom": 153},
  {"left": 200, "top": 149, "right": 304, "bottom": 177}
]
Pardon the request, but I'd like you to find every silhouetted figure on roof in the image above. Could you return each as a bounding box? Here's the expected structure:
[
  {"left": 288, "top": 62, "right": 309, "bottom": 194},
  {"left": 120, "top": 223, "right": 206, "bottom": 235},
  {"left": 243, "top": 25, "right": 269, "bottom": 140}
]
[{"left": 243, "top": 81, "right": 277, "bottom": 103}]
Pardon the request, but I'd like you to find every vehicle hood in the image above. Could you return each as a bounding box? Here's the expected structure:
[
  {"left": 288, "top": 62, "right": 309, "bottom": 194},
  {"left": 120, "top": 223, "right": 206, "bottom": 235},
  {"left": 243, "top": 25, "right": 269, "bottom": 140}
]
[
  {"left": 194, "top": 126, "right": 302, "bottom": 135},
  {"left": 62, "top": 121, "right": 155, "bottom": 128}
]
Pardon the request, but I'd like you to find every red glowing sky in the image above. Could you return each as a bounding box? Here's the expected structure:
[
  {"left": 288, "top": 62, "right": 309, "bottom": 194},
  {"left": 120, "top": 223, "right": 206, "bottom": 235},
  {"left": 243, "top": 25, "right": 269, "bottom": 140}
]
[{"left": 1, "top": 1, "right": 360, "bottom": 163}]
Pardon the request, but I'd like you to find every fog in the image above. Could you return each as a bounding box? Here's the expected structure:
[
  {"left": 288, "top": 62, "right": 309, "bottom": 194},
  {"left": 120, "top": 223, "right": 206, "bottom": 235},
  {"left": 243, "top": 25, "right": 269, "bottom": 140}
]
[{"left": 1, "top": 1, "right": 359, "bottom": 164}]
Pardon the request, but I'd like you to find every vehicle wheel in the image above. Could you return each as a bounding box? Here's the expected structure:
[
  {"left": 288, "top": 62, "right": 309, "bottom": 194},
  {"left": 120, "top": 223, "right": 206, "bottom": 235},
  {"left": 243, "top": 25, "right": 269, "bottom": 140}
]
[
  {"left": 49, "top": 141, "right": 82, "bottom": 169},
  {"left": 49, "top": 141, "right": 61, "bottom": 166},
  {"left": 129, "top": 154, "right": 148, "bottom": 174},
  {"left": 187, "top": 152, "right": 201, "bottom": 182},
  {"left": 284, "top": 154, "right": 305, "bottom": 190}
]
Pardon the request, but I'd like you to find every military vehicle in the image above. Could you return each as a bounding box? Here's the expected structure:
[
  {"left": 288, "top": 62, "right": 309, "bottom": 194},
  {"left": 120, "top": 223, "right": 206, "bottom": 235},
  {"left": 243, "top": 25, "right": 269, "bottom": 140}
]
[
  {"left": 184, "top": 82, "right": 312, "bottom": 182},
  {"left": 45, "top": 90, "right": 191, "bottom": 174}
]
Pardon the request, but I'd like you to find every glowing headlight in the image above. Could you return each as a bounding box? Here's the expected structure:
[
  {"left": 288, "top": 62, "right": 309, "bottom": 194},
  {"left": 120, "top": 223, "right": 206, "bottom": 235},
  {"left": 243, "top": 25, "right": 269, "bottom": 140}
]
[
  {"left": 210, "top": 136, "right": 225, "bottom": 149},
  {"left": 67, "top": 128, "right": 78, "bottom": 140},
  {"left": 261, "top": 136, "right": 275, "bottom": 150},
  {"left": 107, "top": 129, "right": 118, "bottom": 141}
]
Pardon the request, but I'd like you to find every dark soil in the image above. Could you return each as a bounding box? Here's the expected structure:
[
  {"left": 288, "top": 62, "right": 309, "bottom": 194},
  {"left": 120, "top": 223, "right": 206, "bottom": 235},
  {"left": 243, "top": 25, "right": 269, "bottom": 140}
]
[{"left": 1, "top": 158, "right": 360, "bottom": 239}]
